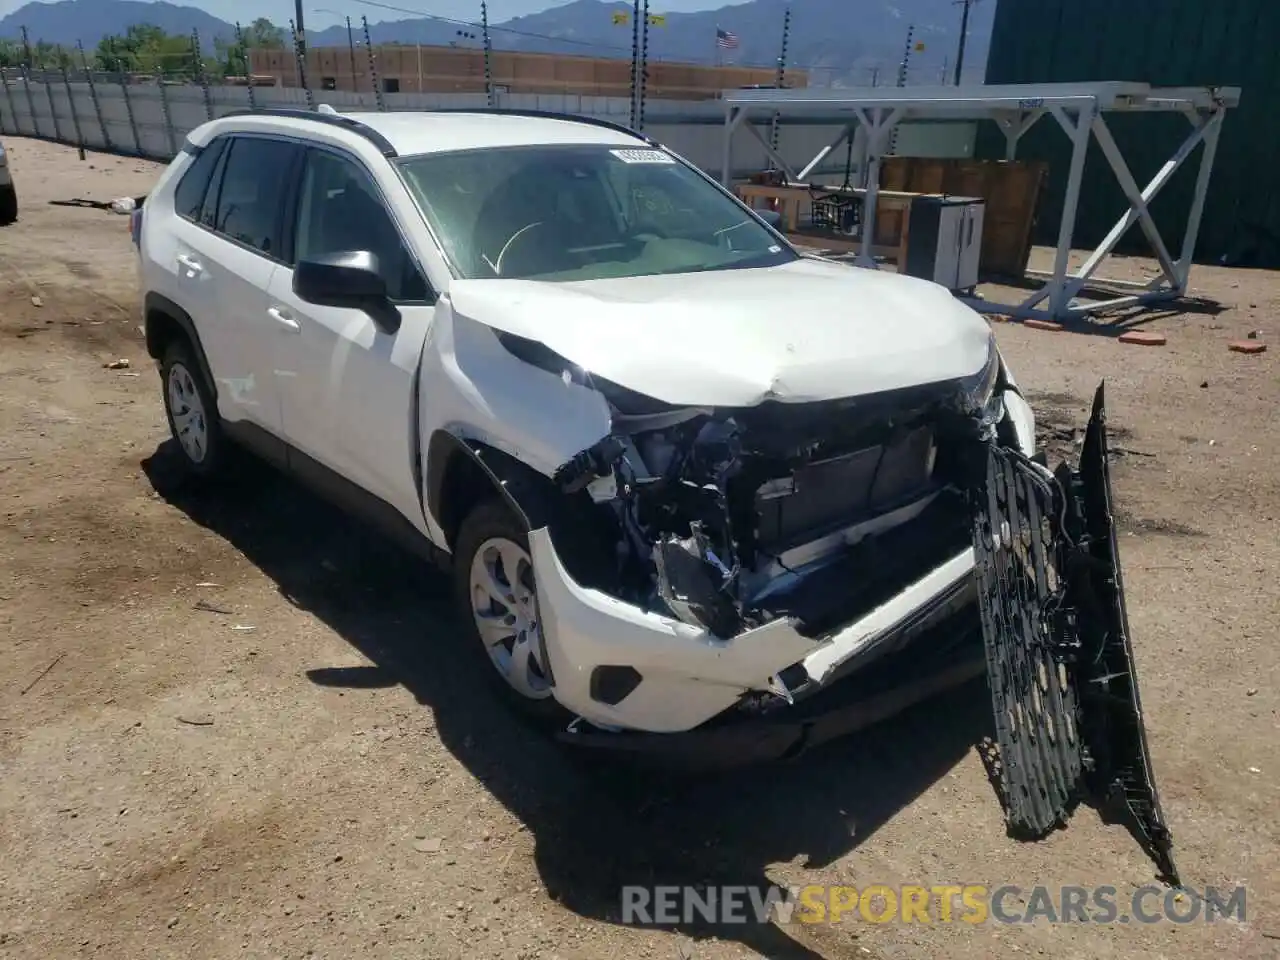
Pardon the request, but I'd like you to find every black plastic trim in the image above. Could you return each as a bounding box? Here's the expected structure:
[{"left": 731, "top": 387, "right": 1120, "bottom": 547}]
[
  {"left": 589, "top": 666, "right": 643, "bottom": 706},
  {"left": 217, "top": 107, "right": 399, "bottom": 157},
  {"left": 426, "top": 431, "right": 559, "bottom": 539},
  {"left": 143, "top": 293, "right": 218, "bottom": 404},
  {"left": 223, "top": 420, "right": 447, "bottom": 569}
]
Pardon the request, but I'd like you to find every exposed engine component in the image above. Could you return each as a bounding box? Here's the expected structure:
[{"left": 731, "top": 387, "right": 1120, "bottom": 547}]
[
  {"left": 652, "top": 527, "right": 740, "bottom": 637},
  {"left": 551, "top": 378, "right": 993, "bottom": 639}
]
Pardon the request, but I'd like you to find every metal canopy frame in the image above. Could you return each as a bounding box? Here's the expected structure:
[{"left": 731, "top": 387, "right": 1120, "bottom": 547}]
[{"left": 720, "top": 83, "right": 1241, "bottom": 320}]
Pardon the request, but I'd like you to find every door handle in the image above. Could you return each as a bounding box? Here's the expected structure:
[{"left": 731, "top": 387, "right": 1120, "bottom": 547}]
[
  {"left": 176, "top": 254, "right": 203, "bottom": 275},
  {"left": 267, "top": 306, "right": 301, "bottom": 333}
]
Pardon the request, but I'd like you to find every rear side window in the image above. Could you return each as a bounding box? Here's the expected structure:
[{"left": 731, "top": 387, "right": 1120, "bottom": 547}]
[
  {"left": 173, "top": 138, "right": 226, "bottom": 221},
  {"left": 211, "top": 137, "right": 300, "bottom": 258},
  {"left": 198, "top": 143, "right": 230, "bottom": 229}
]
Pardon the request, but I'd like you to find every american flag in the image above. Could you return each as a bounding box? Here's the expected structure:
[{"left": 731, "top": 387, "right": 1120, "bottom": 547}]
[{"left": 715, "top": 27, "right": 739, "bottom": 49}]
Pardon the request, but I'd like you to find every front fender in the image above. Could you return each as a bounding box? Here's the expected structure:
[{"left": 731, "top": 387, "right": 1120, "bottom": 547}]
[{"left": 425, "top": 431, "right": 561, "bottom": 537}]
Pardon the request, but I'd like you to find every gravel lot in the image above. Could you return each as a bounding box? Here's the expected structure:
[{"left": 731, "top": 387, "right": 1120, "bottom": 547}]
[{"left": 0, "top": 138, "right": 1277, "bottom": 960}]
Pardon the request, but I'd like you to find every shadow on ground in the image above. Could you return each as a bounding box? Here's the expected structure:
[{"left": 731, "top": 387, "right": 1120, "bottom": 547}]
[{"left": 143, "top": 441, "right": 992, "bottom": 960}]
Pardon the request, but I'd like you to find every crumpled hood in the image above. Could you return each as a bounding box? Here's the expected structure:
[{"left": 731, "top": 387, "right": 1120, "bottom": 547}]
[{"left": 448, "top": 257, "right": 994, "bottom": 407}]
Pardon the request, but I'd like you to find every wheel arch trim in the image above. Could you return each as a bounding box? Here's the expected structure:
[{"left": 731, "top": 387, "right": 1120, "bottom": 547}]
[{"left": 144, "top": 292, "right": 217, "bottom": 403}]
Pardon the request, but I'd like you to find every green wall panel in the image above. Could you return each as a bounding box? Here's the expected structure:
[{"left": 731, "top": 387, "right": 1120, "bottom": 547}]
[{"left": 980, "top": 0, "right": 1276, "bottom": 264}]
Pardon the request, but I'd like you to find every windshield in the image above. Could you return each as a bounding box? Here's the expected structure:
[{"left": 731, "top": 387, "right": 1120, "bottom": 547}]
[{"left": 396, "top": 144, "right": 796, "bottom": 281}]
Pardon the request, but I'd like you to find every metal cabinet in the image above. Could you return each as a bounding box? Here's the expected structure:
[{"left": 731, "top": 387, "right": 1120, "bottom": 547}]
[{"left": 903, "top": 195, "right": 985, "bottom": 292}]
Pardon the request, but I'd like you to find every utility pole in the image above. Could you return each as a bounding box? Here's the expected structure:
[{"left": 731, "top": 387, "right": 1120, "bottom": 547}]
[
  {"left": 481, "top": 0, "right": 494, "bottom": 106},
  {"left": 637, "top": 0, "right": 650, "bottom": 130},
  {"left": 628, "top": 0, "right": 641, "bottom": 129},
  {"left": 953, "top": 0, "right": 981, "bottom": 87},
  {"left": 897, "top": 23, "right": 914, "bottom": 87},
  {"left": 346, "top": 17, "right": 358, "bottom": 91},
  {"left": 294, "top": 0, "right": 307, "bottom": 56},
  {"left": 768, "top": 3, "right": 791, "bottom": 164}
]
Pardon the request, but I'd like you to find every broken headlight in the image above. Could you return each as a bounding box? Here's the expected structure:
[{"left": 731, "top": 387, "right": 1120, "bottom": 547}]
[{"left": 957, "top": 334, "right": 1004, "bottom": 434}]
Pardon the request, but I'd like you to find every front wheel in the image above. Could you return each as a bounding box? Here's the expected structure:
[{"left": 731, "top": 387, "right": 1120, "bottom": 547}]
[
  {"left": 160, "top": 339, "right": 225, "bottom": 479},
  {"left": 452, "top": 499, "right": 568, "bottom": 723}
]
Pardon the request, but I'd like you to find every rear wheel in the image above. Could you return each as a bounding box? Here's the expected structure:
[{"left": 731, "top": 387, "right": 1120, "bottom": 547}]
[
  {"left": 160, "top": 339, "right": 225, "bottom": 479},
  {"left": 453, "top": 499, "right": 568, "bottom": 723},
  {"left": 0, "top": 185, "right": 17, "bottom": 226}
]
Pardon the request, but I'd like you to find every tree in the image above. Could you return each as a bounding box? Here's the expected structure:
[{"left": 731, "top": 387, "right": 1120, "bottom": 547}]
[
  {"left": 242, "top": 18, "right": 285, "bottom": 49},
  {"left": 212, "top": 18, "right": 286, "bottom": 78},
  {"left": 93, "top": 23, "right": 210, "bottom": 77}
]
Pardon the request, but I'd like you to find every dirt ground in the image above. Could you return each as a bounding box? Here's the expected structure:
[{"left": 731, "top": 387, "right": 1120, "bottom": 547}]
[{"left": 0, "top": 138, "right": 1277, "bottom": 960}]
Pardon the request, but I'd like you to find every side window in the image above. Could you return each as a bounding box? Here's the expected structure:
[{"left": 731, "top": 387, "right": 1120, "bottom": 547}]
[
  {"left": 198, "top": 141, "right": 230, "bottom": 229},
  {"left": 293, "top": 149, "right": 430, "bottom": 303},
  {"left": 211, "top": 137, "right": 300, "bottom": 257},
  {"left": 173, "top": 138, "right": 226, "bottom": 221}
]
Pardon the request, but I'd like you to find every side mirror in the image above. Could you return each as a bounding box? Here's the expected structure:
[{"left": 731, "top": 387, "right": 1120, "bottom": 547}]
[
  {"left": 757, "top": 208, "right": 783, "bottom": 230},
  {"left": 294, "top": 250, "right": 400, "bottom": 333}
]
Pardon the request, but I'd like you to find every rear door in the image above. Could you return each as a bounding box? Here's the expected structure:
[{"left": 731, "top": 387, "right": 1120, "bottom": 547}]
[
  {"left": 169, "top": 135, "right": 302, "bottom": 435},
  {"left": 972, "top": 382, "right": 1179, "bottom": 884}
]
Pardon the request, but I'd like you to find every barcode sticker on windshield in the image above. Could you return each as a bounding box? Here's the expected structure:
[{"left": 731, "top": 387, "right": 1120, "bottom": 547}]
[{"left": 610, "top": 149, "right": 675, "bottom": 164}]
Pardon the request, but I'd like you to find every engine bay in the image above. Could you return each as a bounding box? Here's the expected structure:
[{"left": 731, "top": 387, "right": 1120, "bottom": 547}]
[{"left": 550, "top": 375, "right": 996, "bottom": 640}]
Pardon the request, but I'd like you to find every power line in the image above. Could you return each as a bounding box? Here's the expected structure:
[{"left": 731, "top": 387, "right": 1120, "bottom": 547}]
[
  {"left": 320, "top": 0, "right": 869, "bottom": 73},
  {"left": 953, "top": 0, "right": 982, "bottom": 86},
  {"left": 342, "top": 0, "right": 635, "bottom": 54}
]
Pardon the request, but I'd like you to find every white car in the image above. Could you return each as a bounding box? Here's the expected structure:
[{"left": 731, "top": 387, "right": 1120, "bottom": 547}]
[
  {"left": 133, "top": 107, "right": 1177, "bottom": 878},
  {"left": 0, "top": 141, "right": 16, "bottom": 225}
]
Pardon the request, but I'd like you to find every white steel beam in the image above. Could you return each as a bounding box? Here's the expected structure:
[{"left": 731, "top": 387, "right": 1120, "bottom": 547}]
[
  {"left": 1084, "top": 113, "right": 1181, "bottom": 288},
  {"left": 1062, "top": 107, "right": 1219, "bottom": 301},
  {"left": 715, "top": 83, "right": 1238, "bottom": 320},
  {"left": 997, "top": 108, "right": 1045, "bottom": 161},
  {"left": 741, "top": 117, "right": 801, "bottom": 182},
  {"left": 853, "top": 106, "right": 905, "bottom": 268},
  {"left": 720, "top": 105, "right": 747, "bottom": 185},
  {"left": 797, "top": 124, "right": 855, "bottom": 182},
  {"left": 1042, "top": 103, "right": 1093, "bottom": 317},
  {"left": 1174, "top": 107, "right": 1225, "bottom": 289}
]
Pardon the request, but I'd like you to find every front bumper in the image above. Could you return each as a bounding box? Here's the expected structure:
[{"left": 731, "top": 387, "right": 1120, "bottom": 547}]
[
  {"left": 530, "top": 524, "right": 979, "bottom": 735},
  {"left": 556, "top": 611, "right": 985, "bottom": 768}
]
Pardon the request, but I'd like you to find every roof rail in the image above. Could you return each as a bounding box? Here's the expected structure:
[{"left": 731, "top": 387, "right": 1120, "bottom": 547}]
[
  {"left": 216, "top": 107, "right": 398, "bottom": 157},
  {"left": 422, "top": 108, "right": 657, "bottom": 145}
]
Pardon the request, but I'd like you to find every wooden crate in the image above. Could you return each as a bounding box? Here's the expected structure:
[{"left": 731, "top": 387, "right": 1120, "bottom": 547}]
[
  {"left": 735, "top": 183, "right": 915, "bottom": 264},
  {"left": 881, "top": 158, "right": 1047, "bottom": 278}
]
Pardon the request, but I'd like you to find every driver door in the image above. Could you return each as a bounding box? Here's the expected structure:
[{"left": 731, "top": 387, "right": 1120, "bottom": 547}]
[{"left": 265, "top": 146, "right": 436, "bottom": 527}]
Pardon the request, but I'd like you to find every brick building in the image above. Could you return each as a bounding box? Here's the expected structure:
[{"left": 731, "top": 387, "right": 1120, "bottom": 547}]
[{"left": 249, "top": 44, "right": 805, "bottom": 101}]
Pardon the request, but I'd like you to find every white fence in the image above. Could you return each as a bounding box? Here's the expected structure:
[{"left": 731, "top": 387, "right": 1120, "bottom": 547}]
[{"left": 0, "top": 73, "right": 977, "bottom": 181}]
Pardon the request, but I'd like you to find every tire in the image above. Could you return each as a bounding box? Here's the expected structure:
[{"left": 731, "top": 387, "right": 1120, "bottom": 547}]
[
  {"left": 159, "top": 338, "right": 226, "bottom": 479},
  {"left": 0, "top": 185, "right": 16, "bottom": 226},
  {"left": 452, "top": 498, "right": 569, "bottom": 724}
]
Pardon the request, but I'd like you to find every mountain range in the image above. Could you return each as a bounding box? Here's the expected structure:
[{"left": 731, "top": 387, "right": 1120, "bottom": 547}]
[
  {"left": 0, "top": 0, "right": 996, "bottom": 86},
  {"left": 0, "top": 0, "right": 234, "bottom": 45}
]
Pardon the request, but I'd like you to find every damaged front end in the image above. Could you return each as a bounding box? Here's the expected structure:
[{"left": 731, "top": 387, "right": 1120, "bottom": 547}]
[
  {"left": 549, "top": 353, "right": 1003, "bottom": 657},
  {"left": 537, "top": 364, "right": 1176, "bottom": 881}
]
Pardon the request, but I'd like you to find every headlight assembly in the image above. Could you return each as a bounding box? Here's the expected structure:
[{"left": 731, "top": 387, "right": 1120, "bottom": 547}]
[{"left": 957, "top": 334, "right": 1004, "bottom": 434}]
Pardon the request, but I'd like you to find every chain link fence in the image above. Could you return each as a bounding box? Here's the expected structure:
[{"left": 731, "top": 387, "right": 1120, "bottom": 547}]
[{"left": 0, "top": 29, "right": 980, "bottom": 178}]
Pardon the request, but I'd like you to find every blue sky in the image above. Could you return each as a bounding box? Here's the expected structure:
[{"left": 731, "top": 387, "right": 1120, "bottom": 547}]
[{"left": 0, "top": 0, "right": 732, "bottom": 30}]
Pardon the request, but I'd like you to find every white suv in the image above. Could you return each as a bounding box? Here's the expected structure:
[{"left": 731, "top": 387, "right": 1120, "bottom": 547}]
[
  {"left": 133, "top": 109, "right": 1176, "bottom": 877},
  {"left": 0, "top": 140, "right": 17, "bottom": 225}
]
